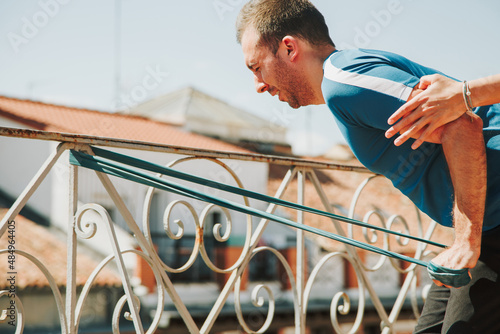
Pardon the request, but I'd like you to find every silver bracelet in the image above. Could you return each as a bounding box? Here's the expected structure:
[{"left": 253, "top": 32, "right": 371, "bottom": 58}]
[{"left": 463, "top": 80, "right": 474, "bottom": 111}]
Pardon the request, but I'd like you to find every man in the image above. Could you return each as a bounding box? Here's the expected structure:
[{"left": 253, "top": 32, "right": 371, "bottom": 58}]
[{"left": 236, "top": 0, "right": 500, "bottom": 332}]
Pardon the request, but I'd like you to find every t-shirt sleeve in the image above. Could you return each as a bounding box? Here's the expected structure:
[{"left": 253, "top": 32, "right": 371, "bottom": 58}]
[{"left": 323, "top": 52, "right": 420, "bottom": 131}]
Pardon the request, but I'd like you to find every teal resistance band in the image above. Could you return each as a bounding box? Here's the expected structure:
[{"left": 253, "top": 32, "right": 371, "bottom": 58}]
[
  {"left": 69, "top": 149, "right": 471, "bottom": 288},
  {"left": 70, "top": 149, "right": 428, "bottom": 267},
  {"left": 88, "top": 146, "right": 446, "bottom": 248}
]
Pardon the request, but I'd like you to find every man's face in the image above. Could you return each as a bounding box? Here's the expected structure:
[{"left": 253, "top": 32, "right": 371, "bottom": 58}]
[{"left": 241, "top": 27, "right": 315, "bottom": 109}]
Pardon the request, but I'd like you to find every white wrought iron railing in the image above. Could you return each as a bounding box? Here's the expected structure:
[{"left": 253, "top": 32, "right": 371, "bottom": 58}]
[{"left": 0, "top": 127, "right": 443, "bottom": 334}]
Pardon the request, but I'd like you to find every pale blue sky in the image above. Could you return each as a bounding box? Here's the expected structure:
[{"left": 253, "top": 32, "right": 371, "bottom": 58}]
[{"left": 1, "top": 0, "right": 499, "bottom": 155}]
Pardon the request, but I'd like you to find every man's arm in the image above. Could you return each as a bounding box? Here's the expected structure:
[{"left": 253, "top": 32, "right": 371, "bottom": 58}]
[
  {"left": 385, "top": 73, "right": 500, "bottom": 149},
  {"left": 398, "top": 85, "right": 487, "bottom": 287},
  {"left": 468, "top": 74, "right": 500, "bottom": 106},
  {"left": 433, "top": 112, "right": 486, "bottom": 281}
]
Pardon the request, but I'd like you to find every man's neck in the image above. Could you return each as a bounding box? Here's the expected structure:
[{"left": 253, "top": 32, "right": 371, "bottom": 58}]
[
  {"left": 320, "top": 46, "right": 337, "bottom": 62},
  {"left": 311, "top": 46, "right": 336, "bottom": 104}
]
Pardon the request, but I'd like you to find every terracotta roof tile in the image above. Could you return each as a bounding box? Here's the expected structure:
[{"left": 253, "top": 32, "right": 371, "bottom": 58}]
[
  {"left": 0, "top": 96, "right": 251, "bottom": 153},
  {"left": 0, "top": 211, "right": 122, "bottom": 289}
]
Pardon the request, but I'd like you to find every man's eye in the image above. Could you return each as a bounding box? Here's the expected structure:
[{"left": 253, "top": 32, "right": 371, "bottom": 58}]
[{"left": 255, "top": 67, "right": 260, "bottom": 72}]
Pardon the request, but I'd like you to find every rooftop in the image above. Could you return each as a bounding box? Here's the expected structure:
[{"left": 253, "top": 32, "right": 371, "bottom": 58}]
[
  {"left": 129, "top": 86, "right": 289, "bottom": 145},
  {"left": 0, "top": 95, "right": 251, "bottom": 154},
  {"left": 0, "top": 210, "right": 121, "bottom": 289}
]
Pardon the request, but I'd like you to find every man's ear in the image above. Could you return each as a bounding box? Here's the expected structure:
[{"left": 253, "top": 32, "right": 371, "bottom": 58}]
[{"left": 281, "top": 35, "right": 299, "bottom": 62}]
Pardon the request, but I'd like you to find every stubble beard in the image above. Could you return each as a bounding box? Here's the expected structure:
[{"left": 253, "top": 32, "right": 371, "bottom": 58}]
[{"left": 273, "top": 56, "right": 315, "bottom": 109}]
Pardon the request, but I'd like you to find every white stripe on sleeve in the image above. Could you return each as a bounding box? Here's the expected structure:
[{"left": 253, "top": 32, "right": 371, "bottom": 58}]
[{"left": 324, "top": 61, "right": 414, "bottom": 101}]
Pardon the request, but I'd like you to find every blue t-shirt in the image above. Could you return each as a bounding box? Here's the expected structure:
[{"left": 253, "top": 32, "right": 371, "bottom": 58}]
[{"left": 322, "top": 48, "right": 500, "bottom": 231}]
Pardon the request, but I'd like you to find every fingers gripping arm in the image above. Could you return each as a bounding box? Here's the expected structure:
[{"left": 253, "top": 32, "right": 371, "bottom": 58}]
[
  {"left": 385, "top": 73, "right": 500, "bottom": 149},
  {"left": 385, "top": 74, "right": 466, "bottom": 149}
]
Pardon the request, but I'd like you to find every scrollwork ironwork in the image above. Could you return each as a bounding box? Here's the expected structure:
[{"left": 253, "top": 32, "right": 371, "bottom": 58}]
[
  {"left": 141, "top": 157, "right": 254, "bottom": 274},
  {"left": 234, "top": 246, "right": 298, "bottom": 334},
  {"left": 304, "top": 252, "right": 365, "bottom": 334},
  {"left": 74, "top": 249, "right": 164, "bottom": 334},
  {"left": 73, "top": 203, "right": 146, "bottom": 334},
  {"left": 0, "top": 291, "right": 24, "bottom": 334},
  {"left": 0, "top": 249, "right": 67, "bottom": 333}
]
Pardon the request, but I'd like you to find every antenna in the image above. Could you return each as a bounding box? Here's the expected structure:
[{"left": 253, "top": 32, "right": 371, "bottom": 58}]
[{"left": 114, "top": 0, "right": 122, "bottom": 111}]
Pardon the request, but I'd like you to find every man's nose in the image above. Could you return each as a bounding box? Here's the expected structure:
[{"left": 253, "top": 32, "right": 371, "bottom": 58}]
[{"left": 254, "top": 76, "right": 269, "bottom": 94}]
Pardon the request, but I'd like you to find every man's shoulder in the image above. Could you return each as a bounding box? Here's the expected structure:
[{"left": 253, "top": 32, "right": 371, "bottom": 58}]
[
  {"left": 324, "top": 48, "right": 407, "bottom": 69},
  {"left": 321, "top": 48, "right": 422, "bottom": 128},
  {"left": 322, "top": 48, "right": 416, "bottom": 101}
]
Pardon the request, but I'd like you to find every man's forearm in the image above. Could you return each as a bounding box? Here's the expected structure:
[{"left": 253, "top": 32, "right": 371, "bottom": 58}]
[
  {"left": 469, "top": 74, "right": 500, "bottom": 108},
  {"left": 439, "top": 112, "right": 486, "bottom": 268}
]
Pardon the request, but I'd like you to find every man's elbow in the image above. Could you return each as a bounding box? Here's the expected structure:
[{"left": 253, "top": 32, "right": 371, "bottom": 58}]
[{"left": 440, "top": 112, "right": 484, "bottom": 145}]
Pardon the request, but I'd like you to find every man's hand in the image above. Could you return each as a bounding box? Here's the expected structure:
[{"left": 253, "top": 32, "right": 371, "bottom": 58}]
[
  {"left": 431, "top": 241, "right": 480, "bottom": 288},
  {"left": 385, "top": 74, "right": 467, "bottom": 150}
]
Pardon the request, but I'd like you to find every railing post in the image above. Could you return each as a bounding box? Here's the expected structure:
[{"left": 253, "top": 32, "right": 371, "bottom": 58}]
[
  {"left": 66, "top": 152, "right": 78, "bottom": 334},
  {"left": 308, "top": 170, "right": 392, "bottom": 332},
  {"left": 296, "top": 168, "right": 306, "bottom": 334},
  {"left": 201, "top": 167, "right": 298, "bottom": 334}
]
